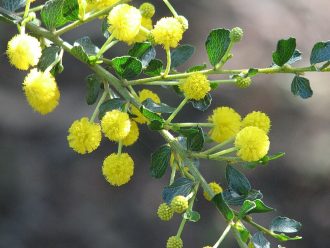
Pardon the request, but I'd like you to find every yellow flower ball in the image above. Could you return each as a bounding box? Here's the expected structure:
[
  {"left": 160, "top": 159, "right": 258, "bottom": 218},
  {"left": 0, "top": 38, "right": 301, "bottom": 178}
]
[
  {"left": 166, "top": 236, "right": 183, "bottom": 248},
  {"left": 131, "top": 89, "right": 161, "bottom": 124},
  {"left": 101, "top": 109, "right": 131, "bottom": 142},
  {"left": 107, "top": 4, "right": 142, "bottom": 44},
  {"left": 203, "top": 182, "right": 223, "bottom": 201},
  {"left": 133, "top": 16, "right": 153, "bottom": 43},
  {"left": 157, "top": 203, "right": 173, "bottom": 221},
  {"left": 171, "top": 195, "right": 188, "bottom": 214},
  {"left": 235, "top": 126, "right": 270, "bottom": 162},
  {"left": 79, "top": 0, "right": 120, "bottom": 16},
  {"left": 242, "top": 111, "right": 271, "bottom": 134},
  {"left": 208, "top": 107, "right": 242, "bottom": 143},
  {"left": 67, "top": 117, "right": 101, "bottom": 154},
  {"left": 122, "top": 120, "right": 139, "bottom": 146},
  {"left": 102, "top": 153, "right": 134, "bottom": 186},
  {"left": 7, "top": 33, "right": 42, "bottom": 70},
  {"left": 151, "top": 17, "right": 184, "bottom": 49},
  {"left": 23, "top": 69, "right": 60, "bottom": 115},
  {"left": 139, "top": 2, "right": 155, "bottom": 18},
  {"left": 179, "top": 73, "right": 210, "bottom": 100}
]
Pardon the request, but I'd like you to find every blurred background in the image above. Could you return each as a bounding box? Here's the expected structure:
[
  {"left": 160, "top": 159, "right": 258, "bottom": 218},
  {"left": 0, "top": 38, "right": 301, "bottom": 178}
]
[{"left": 1, "top": 0, "right": 330, "bottom": 247}]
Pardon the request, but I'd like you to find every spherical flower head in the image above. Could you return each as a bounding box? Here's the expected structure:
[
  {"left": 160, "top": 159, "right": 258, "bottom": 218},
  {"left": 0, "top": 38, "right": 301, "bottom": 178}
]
[
  {"left": 166, "top": 236, "right": 183, "bottom": 248},
  {"left": 170, "top": 195, "right": 188, "bottom": 214},
  {"left": 157, "top": 203, "right": 174, "bottom": 221},
  {"left": 133, "top": 17, "right": 153, "bottom": 43},
  {"left": 203, "top": 182, "right": 223, "bottom": 201},
  {"left": 139, "top": 2, "right": 155, "bottom": 18},
  {"left": 101, "top": 109, "right": 131, "bottom": 141},
  {"left": 102, "top": 153, "right": 134, "bottom": 186},
  {"left": 235, "top": 126, "right": 270, "bottom": 162},
  {"left": 23, "top": 69, "right": 60, "bottom": 115},
  {"left": 151, "top": 17, "right": 184, "bottom": 49},
  {"left": 122, "top": 120, "right": 139, "bottom": 146},
  {"left": 230, "top": 27, "right": 244, "bottom": 42},
  {"left": 131, "top": 89, "right": 161, "bottom": 124},
  {"left": 107, "top": 4, "right": 142, "bottom": 44},
  {"left": 179, "top": 73, "right": 210, "bottom": 100},
  {"left": 208, "top": 107, "right": 242, "bottom": 143},
  {"left": 7, "top": 33, "right": 42, "bottom": 70},
  {"left": 236, "top": 76, "right": 252, "bottom": 88},
  {"left": 67, "top": 117, "right": 101, "bottom": 154},
  {"left": 242, "top": 111, "right": 271, "bottom": 134}
]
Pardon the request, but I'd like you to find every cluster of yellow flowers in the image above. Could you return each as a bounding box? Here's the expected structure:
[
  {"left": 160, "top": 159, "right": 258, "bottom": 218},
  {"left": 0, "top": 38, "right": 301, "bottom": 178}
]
[
  {"left": 209, "top": 108, "right": 271, "bottom": 162},
  {"left": 106, "top": 2, "right": 186, "bottom": 47},
  {"left": 67, "top": 109, "right": 140, "bottom": 186},
  {"left": 6, "top": 33, "right": 60, "bottom": 115}
]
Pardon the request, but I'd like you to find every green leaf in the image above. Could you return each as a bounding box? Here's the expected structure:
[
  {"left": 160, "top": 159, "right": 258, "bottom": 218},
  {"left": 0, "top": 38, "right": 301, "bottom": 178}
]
[
  {"left": 183, "top": 210, "right": 201, "bottom": 222},
  {"left": 142, "top": 98, "right": 175, "bottom": 113},
  {"left": 170, "top": 44, "right": 195, "bottom": 68},
  {"left": 235, "top": 221, "right": 250, "bottom": 243},
  {"left": 144, "top": 59, "right": 163, "bottom": 76},
  {"left": 150, "top": 144, "right": 171, "bottom": 179},
  {"left": 85, "top": 74, "right": 102, "bottom": 105},
  {"left": 248, "top": 199, "right": 274, "bottom": 214},
  {"left": 310, "top": 41, "right": 330, "bottom": 64},
  {"left": 177, "top": 127, "right": 204, "bottom": 152},
  {"left": 190, "top": 93, "right": 212, "bottom": 111},
  {"left": 62, "top": 0, "right": 79, "bottom": 22},
  {"left": 252, "top": 232, "right": 270, "bottom": 248},
  {"left": 71, "top": 36, "right": 99, "bottom": 64},
  {"left": 101, "top": 18, "right": 110, "bottom": 38},
  {"left": 270, "top": 216, "right": 302, "bottom": 234},
  {"left": 41, "top": 0, "right": 68, "bottom": 29},
  {"left": 238, "top": 200, "right": 256, "bottom": 219},
  {"left": 148, "top": 120, "right": 164, "bottom": 131},
  {"left": 287, "top": 49, "right": 302, "bottom": 65},
  {"left": 247, "top": 68, "right": 259, "bottom": 77},
  {"left": 272, "top": 37, "right": 296, "bottom": 66},
  {"left": 205, "top": 28, "right": 231, "bottom": 66},
  {"left": 212, "top": 193, "right": 234, "bottom": 220},
  {"left": 291, "top": 75, "right": 313, "bottom": 99},
  {"left": 0, "top": 9, "right": 19, "bottom": 24},
  {"left": 140, "top": 105, "right": 164, "bottom": 122},
  {"left": 128, "top": 42, "right": 156, "bottom": 67},
  {"left": 0, "top": 0, "right": 25, "bottom": 11},
  {"left": 37, "top": 45, "right": 61, "bottom": 71},
  {"left": 226, "top": 165, "right": 251, "bottom": 195},
  {"left": 223, "top": 189, "right": 262, "bottom": 206},
  {"left": 98, "top": 98, "right": 126, "bottom": 120},
  {"left": 162, "top": 177, "right": 195, "bottom": 204},
  {"left": 111, "top": 56, "right": 142, "bottom": 79},
  {"left": 186, "top": 64, "right": 207, "bottom": 73}
]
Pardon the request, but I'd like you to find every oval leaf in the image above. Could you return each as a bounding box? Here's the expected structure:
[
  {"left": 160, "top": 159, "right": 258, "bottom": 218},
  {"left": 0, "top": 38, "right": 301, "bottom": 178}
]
[
  {"left": 310, "top": 41, "right": 330, "bottom": 64},
  {"left": 85, "top": 74, "right": 102, "bottom": 105},
  {"left": 252, "top": 232, "right": 270, "bottom": 248},
  {"left": 142, "top": 98, "right": 175, "bottom": 113},
  {"left": 98, "top": 98, "right": 126, "bottom": 120},
  {"left": 171, "top": 44, "right": 195, "bottom": 68},
  {"left": 212, "top": 193, "right": 234, "bottom": 220},
  {"left": 111, "top": 56, "right": 142, "bottom": 80},
  {"left": 190, "top": 93, "right": 212, "bottom": 111},
  {"left": 150, "top": 145, "right": 171, "bottom": 179},
  {"left": 144, "top": 59, "right": 163, "bottom": 76},
  {"left": 162, "top": 177, "right": 195, "bottom": 204},
  {"left": 205, "top": 28, "right": 231, "bottom": 66},
  {"left": 291, "top": 76, "right": 313, "bottom": 99},
  {"left": 226, "top": 165, "right": 251, "bottom": 196},
  {"left": 272, "top": 37, "right": 296, "bottom": 66},
  {"left": 270, "top": 216, "right": 302, "bottom": 234}
]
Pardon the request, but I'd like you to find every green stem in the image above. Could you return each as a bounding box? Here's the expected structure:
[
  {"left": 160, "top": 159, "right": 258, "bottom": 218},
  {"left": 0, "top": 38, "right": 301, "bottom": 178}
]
[
  {"left": 243, "top": 216, "right": 276, "bottom": 237},
  {"left": 90, "top": 90, "right": 108, "bottom": 122},
  {"left": 118, "top": 140, "right": 123, "bottom": 154},
  {"left": 215, "top": 41, "right": 234, "bottom": 70},
  {"left": 201, "top": 137, "right": 235, "bottom": 155},
  {"left": 165, "top": 97, "right": 188, "bottom": 124},
  {"left": 169, "top": 165, "right": 176, "bottom": 185},
  {"left": 176, "top": 218, "right": 187, "bottom": 237},
  {"left": 213, "top": 222, "right": 232, "bottom": 248},
  {"left": 169, "top": 122, "right": 214, "bottom": 128},
  {"left": 139, "top": 25, "right": 151, "bottom": 36},
  {"left": 20, "top": 0, "right": 31, "bottom": 33},
  {"left": 163, "top": 48, "right": 172, "bottom": 78},
  {"left": 209, "top": 147, "right": 238, "bottom": 159},
  {"left": 95, "top": 33, "right": 116, "bottom": 58},
  {"left": 163, "top": 0, "right": 179, "bottom": 17},
  {"left": 18, "top": 4, "right": 44, "bottom": 15},
  {"left": 232, "top": 227, "right": 249, "bottom": 248}
]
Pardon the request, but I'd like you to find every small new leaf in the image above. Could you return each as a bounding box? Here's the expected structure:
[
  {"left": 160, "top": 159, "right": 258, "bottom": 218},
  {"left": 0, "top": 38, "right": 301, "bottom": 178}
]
[
  {"left": 205, "top": 28, "right": 231, "bottom": 66},
  {"left": 171, "top": 44, "right": 195, "bottom": 68},
  {"left": 291, "top": 75, "right": 313, "bottom": 99},
  {"left": 212, "top": 193, "right": 235, "bottom": 220},
  {"left": 238, "top": 200, "right": 256, "bottom": 219},
  {"left": 272, "top": 37, "right": 296, "bottom": 66},
  {"left": 183, "top": 210, "right": 201, "bottom": 222},
  {"left": 150, "top": 145, "right": 171, "bottom": 179},
  {"left": 85, "top": 74, "right": 102, "bottom": 105}
]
